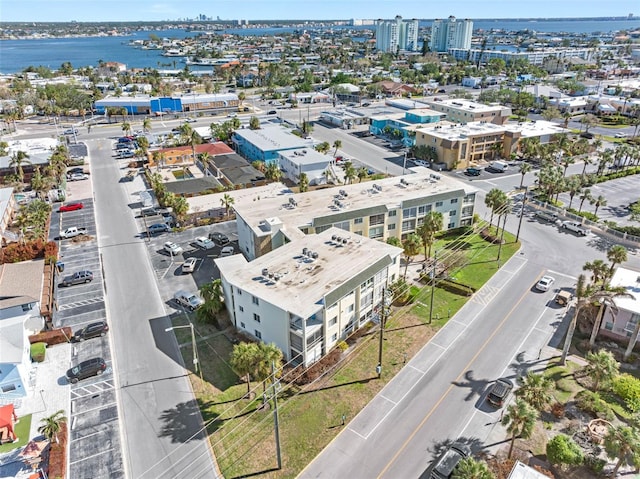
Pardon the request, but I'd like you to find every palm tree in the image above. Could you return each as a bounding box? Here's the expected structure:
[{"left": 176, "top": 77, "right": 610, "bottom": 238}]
[
  {"left": 565, "top": 176, "right": 583, "bottom": 210},
  {"left": 502, "top": 399, "right": 537, "bottom": 459},
  {"left": 230, "top": 342, "right": 259, "bottom": 396},
  {"left": 254, "top": 342, "right": 283, "bottom": 393},
  {"left": 343, "top": 161, "right": 357, "bottom": 185},
  {"left": 583, "top": 259, "right": 608, "bottom": 285},
  {"left": 199, "top": 152, "right": 212, "bottom": 176},
  {"left": 515, "top": 372, "right": 554, "bottom": 411},
  {"left": 484, "top": 188, "right": 507, "bottom": 230},
  {"left": 9, "top": 150, "right": 31, "bottom": 185},
  {"left": 604, "top": 425, "right": 640, "bottom": 476},
  {"left": 265, "top": 162, "right": 283, "bottom": 182},
  {"left": 416, "top": 211, "right": 443, "bottom": 261},
  {"left": 585, "top": 350, "right": 619, "bottom": 391},
  {"left": 402, "top": 233, "right": 422, "bottom": 279},
  {"left": 221, "top": 193, "right": 234, "bottom": 218},
  {"left": 121, "top": 121, "right": 131, "bottom": 136},
  {"left": 38, "top": 410, "right": 67, "bottom": 443},
  {"left": 171, "top": 196, "right": 189, "bottom": 224},
  {"left": 606, "top": 245, "right": 628, "bottom": 280},
  {"left": 332, "top": 139, "right": 342, "bottom": 157},
  {"left": 299, "top": 172, "right": 309, "bottom": 193},
  {"left": 30, "top": 166, "right": 52, "bottom": 200},
  {"left": 197, "top": 279, "right": 224, "bottom": 325},
  {"left": 357, "top": 167, "right": 368, "bottom": 183},
  {"left": 518, "top": 163, "right": 531, "bottom": 189},
  {"left": 578, "top": 188, "right": 592, "bottom": 213},
  {"left": 588, "top": 287, "right": 634, "bottom": 348},
  {"left": 591, "top": 194, "right": 607, "bottom": 216},
  {"left": 452, "top": 457, "right": 493, "bottom": 479},
  {"left": 142, "top": 117, "right": 152, "bottom": 133}
]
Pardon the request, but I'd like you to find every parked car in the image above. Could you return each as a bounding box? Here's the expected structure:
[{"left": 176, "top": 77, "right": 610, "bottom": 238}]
[
  {"left": 182, "top": 257, "right": 198, "bottom": 274},
  {"left": 74, "top": 321, "right": 109, "bottom": 341},
  {"left": 63, "top": 128, "right": 78, "bottom": 135},
  {"left": 429, "top": 441, "right": 471, "bottom": 478},
  {"left": 163, "top": 241, "right": 183, "bottom": 255},
  {"left": 118, "top": 151, "right": 135, "bottom": 159},
  {"left": 66, "top": 357, "right": 107, "bottom": 384},
  {"left": 68, "top": 173, "right": 89, "bottom": 181},
  {"left": 209, "top": 232, "right": 230, "bottom": 245},
  {"left": 413, "top": 159, "right": 430, "bottom": 168},
  {"left": 184, "top": 117, "right": 197, "bottom": 123},
  {"left": 555, "top": 290, "right": 573, "bottom": 306},
  {"left": 487, "top": 378, "right": 514, "bottom": 408},
  {"left": 59, "top": 202, "right": 84, "bottom": 212},
  {"left": 62, "top": 270, "right": 93, "bottom": 286},
  {"left": 535, "top": 275, "right": 555, "bottom": 292},
  {"left": 220, "top": 245, "right": 235, "bottom": 257},
  {"left": 148, "top": 223, "right": 170, "bottom": 235},
  {"left": 267, "top": 110, "right": 277, "bottom": 115},
  {"left": 195, "top": 236, "right": 215, "bottom": 250},
  {"left": 174, "top": 290, "right": 204, "bottom": 311},
  {"left": 614, "top": 132, "right": 627, "bottom": 139},
  {"left": 465, "top": 167, "right": 481, "bottom": 176},
  {"left": 534, "top": 210, "right": 558, "bottom": 223},
  {"left": 140, "top": 207, "right": 160, "bottom": 217},
  {"left": 561, "top": 221, "right": 588, "bottom": 236},
  {"left": 67, "top": 167, "right": 88, "bottom": 176}
]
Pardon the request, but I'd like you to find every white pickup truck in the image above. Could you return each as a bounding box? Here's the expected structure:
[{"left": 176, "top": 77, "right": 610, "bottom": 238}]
[
  {"left": 60, "top": 226, "right": 87, "bottom": 239},
  {"left": 561, "top": 221, "right": 588, "bottom": 236}
]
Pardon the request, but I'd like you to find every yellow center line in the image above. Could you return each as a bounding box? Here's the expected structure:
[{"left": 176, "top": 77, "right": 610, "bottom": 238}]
[{"left": 377, "top": 268, "right": 545, "bottom": 479}]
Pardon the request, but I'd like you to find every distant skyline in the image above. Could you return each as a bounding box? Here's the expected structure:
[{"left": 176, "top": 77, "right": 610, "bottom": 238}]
[{"left": 1, "top": 0, "right": 638, "bottom": 23}]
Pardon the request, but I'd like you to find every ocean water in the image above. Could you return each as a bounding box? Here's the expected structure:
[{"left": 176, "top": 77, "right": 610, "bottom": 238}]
[{"left": 1, "top": 19, "right": 639, "bottom": 74}]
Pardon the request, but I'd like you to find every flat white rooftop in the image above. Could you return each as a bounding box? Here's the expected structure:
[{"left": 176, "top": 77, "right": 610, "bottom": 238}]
[
  {"left": 609, "top": 266, "right": 640, "bottom": 315},
  {"left": 427, "top": 98, "right": 503, "bottom": 114},
  {"left": 280, "top": 148, "right": 329, "bottom": 166},
  {"left": 234, "top": 125, "right": 313, "bottom": 152},
  {"left": 416, "top": 119, "right": 569, "bottom": 140},
  {"left": 235, "top": 167, "right": 476, "bottom": 237},
  {"left": 216, "top": 226, "right": 402, "bottom": 318}
]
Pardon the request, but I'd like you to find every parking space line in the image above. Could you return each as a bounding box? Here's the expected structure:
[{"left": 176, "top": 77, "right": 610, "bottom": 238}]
[
  {"left": 69, "top": 447, "right": 115, "bottom": 466},
  {"left": 70, "top": 401, "right": 117, "bottom": 416},
  {"left": 70, "top": 427, "right": 111, "bottom": 443}
]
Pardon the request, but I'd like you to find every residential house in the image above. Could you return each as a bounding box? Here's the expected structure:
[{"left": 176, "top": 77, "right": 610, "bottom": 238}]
[
  {"left": 215, "top": 227, "right": 402, "bottom": 366},
  {"left": 599, "top": 267, "right": 640, "bottom": 349},
  {"left": 423, "top": 98, "right": 512, "bottom": 125},
  {"left": 147, "top": 142, "right": 234, "bottom": 169},
  {"left": 0, "top": 260, "right": 45, "bottom": 403},
  {"left": 278, "top": 148, "right": 331, "bottom": 186},
  {"left": 232, "top": 125, "right": 314, "bottom": 164}
]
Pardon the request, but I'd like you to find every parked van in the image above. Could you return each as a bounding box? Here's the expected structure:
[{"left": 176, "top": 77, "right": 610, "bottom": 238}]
[
  {"left": 488, "top": 161, "right": 508, "bottom": 172},
  {"left": 220, "top": 246, "right": 235, "bottom": 257}
]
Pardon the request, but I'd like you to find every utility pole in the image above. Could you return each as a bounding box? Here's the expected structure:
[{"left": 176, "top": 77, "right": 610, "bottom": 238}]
[
  {"left": 271, "top": 361, "right": 282, "bottom": 469},
  {"left": 428, "top": 250, "right": 437, "bottom": 324},
  {"left": 377, "top": 288, "right": 387, "bottom": 378},
  {"left": 515, "top": 187, "right": 528, "bottom": 243},
  {"left": 497, "top": 212, "right": 508, "bottom": 262}
]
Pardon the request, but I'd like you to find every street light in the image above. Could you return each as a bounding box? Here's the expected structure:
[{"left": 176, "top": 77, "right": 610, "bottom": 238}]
[{"left": 165, "top": 323, "right": 201, "bottom": 379}]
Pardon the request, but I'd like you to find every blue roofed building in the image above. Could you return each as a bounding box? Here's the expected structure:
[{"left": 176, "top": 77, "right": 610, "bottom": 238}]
[{"left": 232, "top": 125, "right": 315, "bottom": 165}]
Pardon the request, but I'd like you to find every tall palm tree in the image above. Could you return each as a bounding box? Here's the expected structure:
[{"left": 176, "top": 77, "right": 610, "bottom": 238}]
[
  {"left": 578, "top": 188, "right": 592, "bottom": 213},
  {"left": 221, "top": 193, "right": 234, "bottom": 218},
  {"left": 565, "top": 176, "right": 583, "bottom": 210},
  {"left": 38, "top": 410, "right": 67, "bottom": 443},
  {"left": 484, "top": 188, "right": 502, "bottom": 229},
  {"left": 515, "top": 372, "right": 554, "bottom": 411},
  {"left": 592, "top": 194, "right": 607, "bottom": 216},
  {"left": 9, "top": 150, "right": 31, "bottom": 185},
  {"left": 229, "top": 342, "right": 259, "bottom": 396},
  {"left": 604, "top": 426, "right": 640, "bottom": 476},
  {"left": 402, "top": 233, "right": 422, "bottom": 279},
  {"left": 254, "top": 342, "right": 283, "bottom": 393},
  {"left": 299, "top": 172, "right": 309, "bottom": 193},
  {"left": 606, "top": 245, "right": 628, "bottom": 281},
  {"left": 343, "top": 161, "right": 357, "bottom": 185},
  {"left": 501, "top": 399, "right": 537, "bottom": 459},
  {"left": 452, "top": 457, "right": 493, "bottom": 479},
  {"left": 332, "top": 139, "right": 342, "bottom": 157},
  {"left": 121, "top": 121, "right": 131, "bottom": 136},
  {"left": 583, "top": 260, "right": 609, "bottom": 285},
  {"left": 199, "top": 152, "right": 212, "bottom": 176},
  {"left": 518, "top": 162, "right": 531, "bottom": 189},
  {"left": 197, "top": 279, "right": 224, "bottom": 325},
  {"left": 416, "top": 211, "right": 443, "bottom": 261},
  {"left": 142, "top": 117, "right": 152, "bottom": 133}
]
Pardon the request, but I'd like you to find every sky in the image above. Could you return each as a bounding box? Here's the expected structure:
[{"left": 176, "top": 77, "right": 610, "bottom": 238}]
[{"left": 1, "top": 0, "right": 638, "bottom": 22}]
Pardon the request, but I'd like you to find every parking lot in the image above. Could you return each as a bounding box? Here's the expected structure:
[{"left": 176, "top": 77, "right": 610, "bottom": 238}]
[{"left": 52, "top": 172, "right": 125, "bottom": 478}]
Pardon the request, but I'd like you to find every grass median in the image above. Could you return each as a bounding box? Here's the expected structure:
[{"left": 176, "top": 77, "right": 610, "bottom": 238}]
[{"left": 169, "top": 230, "right": 520, "bottom": 478}]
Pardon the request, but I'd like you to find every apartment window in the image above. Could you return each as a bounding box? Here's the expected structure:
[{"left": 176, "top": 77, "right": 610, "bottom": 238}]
[
  {"left": 450, "top": 198, "right": 458, "bottom": 204},
  {"left": 253, "top": 313, "right": 261, "bottom": 323},
  {"left": 329, "top": 316, "right": 337, "bottom": 327},
  {"left": 462, "top": 206, "right": 473, "bottom": 217},
  {"left": 255, "top": 330, "right": 262, "bottom": 339},
  {"left": 387, "top": 223, "right": 395, "bottom": 230},
  {"left": 240, "top": 322, "right": 246, "bottom": 329},
  {"left": 252, "top": 296, "right": 259, "bottom": 305},
  {"left": 435, "top": 201, "right": 443, "bottom": 207},
  {"left": 449, "top": 210, "right": 457, "bottom": 216},
  {"left": 402, "top": 219, "right": 416, "bottom": 232},
  {"left": 448, "top": 222, "right": 455, "bottom": 229},
  {"left": 236, "top": 288, "right": 242, "bottom": 295},
  {"left": 369, "top": 226, "right": 383, "bottom": 239},
  {"left": 21, "top": 303, "right": 33, "bottom": 312},
  {"left": 1, "top": 384, "right": 16, "bottom": 393},
  {"left": 331, "top": 333, "right": 338, "bottom": 342},
  {"left": 402, "top": 207, "right": 417, "bottom": 218},
  {"left": 334, "top": 220, "right": 350, "bottom": 231},
  {"left": 388, "top": 210, "right": 397, "bottom": 217},
  {"left": 354, "top": 217, "right": 363, "bottom": 224},
  {"left": 239, "top": 306, "right": 244, "bottom": 312},
  {"left": 418, "top": 205, "right": 432, "bottom": 215},
  {"left": 347, "top": 304, "right": 354, "bottom": 313},
  {"left": 355, "top": 230, "right": 363, "bottom": 236},
  {"left": 369, "top": 214, "right": 385, "bottom": 226}
]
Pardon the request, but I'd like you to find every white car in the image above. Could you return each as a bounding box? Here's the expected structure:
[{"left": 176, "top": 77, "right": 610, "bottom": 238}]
[
  {"left": 220, "top": 245, "right": 235, "bottom": 257},
  {"left": 68, "top": 173, "right": 89, "bottom": 181},
  {"left": 163, "top": 241, "right": 183, "bottom": 255},
  {"left": 182, "top": 257, "right": 198, "bottom": 273},
  {"left": 535, "top": 275, "right": 555, "bottom": 292},
  {"left": 184, "top": 118, "right": 197, "bottom": 123},
  {"left": 614, "top": 132, "right": 627, "bottom": 138},
  {"left": 195, "top": 236, "right": 214, "bottom": 250},
  {"left": 413, "top": 159, "right": 430, "bottom": 167}
]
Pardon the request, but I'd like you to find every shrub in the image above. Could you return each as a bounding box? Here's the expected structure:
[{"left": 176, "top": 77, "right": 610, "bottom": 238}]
[
  {"left": 566, "top": 208, "right": 598, "bottom": 222},
  {"left": 1, "top": 238, "right": 47, "bottom": 264},
  {"left": 48, "top": 421, "right": 68, "bottom": 479},
  {"left": 612, "top": 373, "right": 640, "bottom": 412},
  {"left": 575, "top": 390, "right": 615, "bottom": 420},
  {"left": 436, "top": 278, "right": 475, "bottom": 297},
  {"left": 337, "top": 340, "right": 348, "bottom": 352},
  {"left": 584, "top": 454, "right": 606, "bottom": 473},
  {"left": 30, "top": 342, "right": 46, "bottom": 362},
  {"left": 546, "top": 434, "right": 584, "bottom": 466},
  {"left": 29, "top": 327, "right": 73, "bottom": 346}
]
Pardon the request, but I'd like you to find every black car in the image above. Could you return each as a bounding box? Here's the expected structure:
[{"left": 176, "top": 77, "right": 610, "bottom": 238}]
[
  {"left": 140, "top": 207, "right": 160, "bottom": 217},
  {"left": 148, "top": 223, "right": 170, "bottom": 235},
  {"left": 465, "top": 167, "right": 481, "bottom": 176},
  {"left": 487, "top": 378, "right": 514, "bottom": 407},
  {"left": 74, "top": 321, "right": 109, "bottom": 342},
  {"left": 430, "top": 442, "right": 471, "bottom": 478},
  {"left": 209, "top": 232, "right": 230, "bottom": 245},
  {"left": 62, "top": 270, "right": 93, "bottom": 287},
  {"left": 67, "top": 167, "right": 89, "bottom": 176},
  {"left": 66, "top": 357, "right": 107, "bottom": 384}
]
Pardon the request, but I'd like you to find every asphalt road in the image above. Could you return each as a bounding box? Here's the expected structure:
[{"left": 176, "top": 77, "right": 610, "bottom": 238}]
[
  {"left": 89, "top": 139, "right": 217, "bottom": 479},
  {"left": 300, "top": 169, "right": 640, "bottom": 478}
]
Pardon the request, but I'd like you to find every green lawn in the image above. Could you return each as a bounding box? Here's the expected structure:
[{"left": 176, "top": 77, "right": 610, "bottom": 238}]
[
  {"left": 0, "top": 414, "right": 31, "bottom": 453},
  {"left": 173, "top": 229, "right": 521, "bottom": 478}
]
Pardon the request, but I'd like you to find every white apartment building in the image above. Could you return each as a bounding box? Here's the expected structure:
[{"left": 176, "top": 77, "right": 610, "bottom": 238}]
[
  {"left": 278, "top": 148, "right": 331, "bottom": 186},
  {"left": 448, "top": 47, "right": 593, "bottom": 66},
  {"left": 375, "top": 16, "right": 419, "bottom": 53},
  {"left": 424, "top": 98, "right": 512, "bottom": 125},
  {"left": 430, "top": 16, "right": 473, "bottom": 53},
  {"left": 234, "top": 168, "right": 478, "bottom": 260},
  {"left": 215, "top": 227, "right": 402, "bottom": 366}
]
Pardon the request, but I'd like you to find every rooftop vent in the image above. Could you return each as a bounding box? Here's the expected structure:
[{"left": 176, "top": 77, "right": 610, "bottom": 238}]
[
  {"left": 400, "top": 178, "right": 409, "bottom": 186},
  {"left": 430, "top": 173, "right": 441, "bottom": 181},
  {"left": 331, "top": 235, "right": 337, "bottom": 241},
  {"left": 302, "top": 247, "right": 309, "bottom": 256},
  {"left": 262, "top": 268, "right": 269, "bottom": 277},
  {"left": 335, "top": 236, "right": 342, "bottom": 243},
  {"left": 342, "top": 238, "right": 348, "bottom": 245},
  {"left": 312, "top": 252, "right": 319, "bottom": 259},
  {"left": 289, "top": 197, "right": 297, "bottom": 207},
  {"left": 339, "top": 189, "right": 348, "bottom": 197}
]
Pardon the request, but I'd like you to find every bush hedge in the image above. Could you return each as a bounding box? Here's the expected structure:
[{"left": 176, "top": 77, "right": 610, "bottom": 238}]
[
  {"left": 48, "top": 421, "right": 68, "bottom": 479},
  {"left": 612, "top": 373, "right": 640, "bottom": 412},
  {"left": 575, "top": 390, "right": 615, "bottom": 420},
  {"left": 29, "top": 327, "right": 73, "bottom": 346},
  {"left": 30, "top": 342, "right": 46, "bottom": 362},
  {"left": 436, "top": 278, "right": 476, "bottom": 297},
  {"left": 566, "top": 208, "right": 598, "bottom": 222}
]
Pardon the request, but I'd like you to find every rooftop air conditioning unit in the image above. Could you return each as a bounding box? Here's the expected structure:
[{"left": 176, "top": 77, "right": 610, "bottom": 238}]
[
  {"left": 312, "top": 252, "right": 319, "bottom": 259},
  {"left": 262, "top": 268, "right": 269, "bottom": 276},
  {"left": 302, "top": 247, "right": 309, "bottom": 256},
  {"left": 335, "top": 236, "right": 342, "bottom": 243},
  {"left": 339, "top": 189, "right": 347, "bottom": 197},
  {"left": 331, "top": 235, "right": 337, "bottom": 241},
  {"left": 342, "top": 238, "right": 348, "bottom": 245}
]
